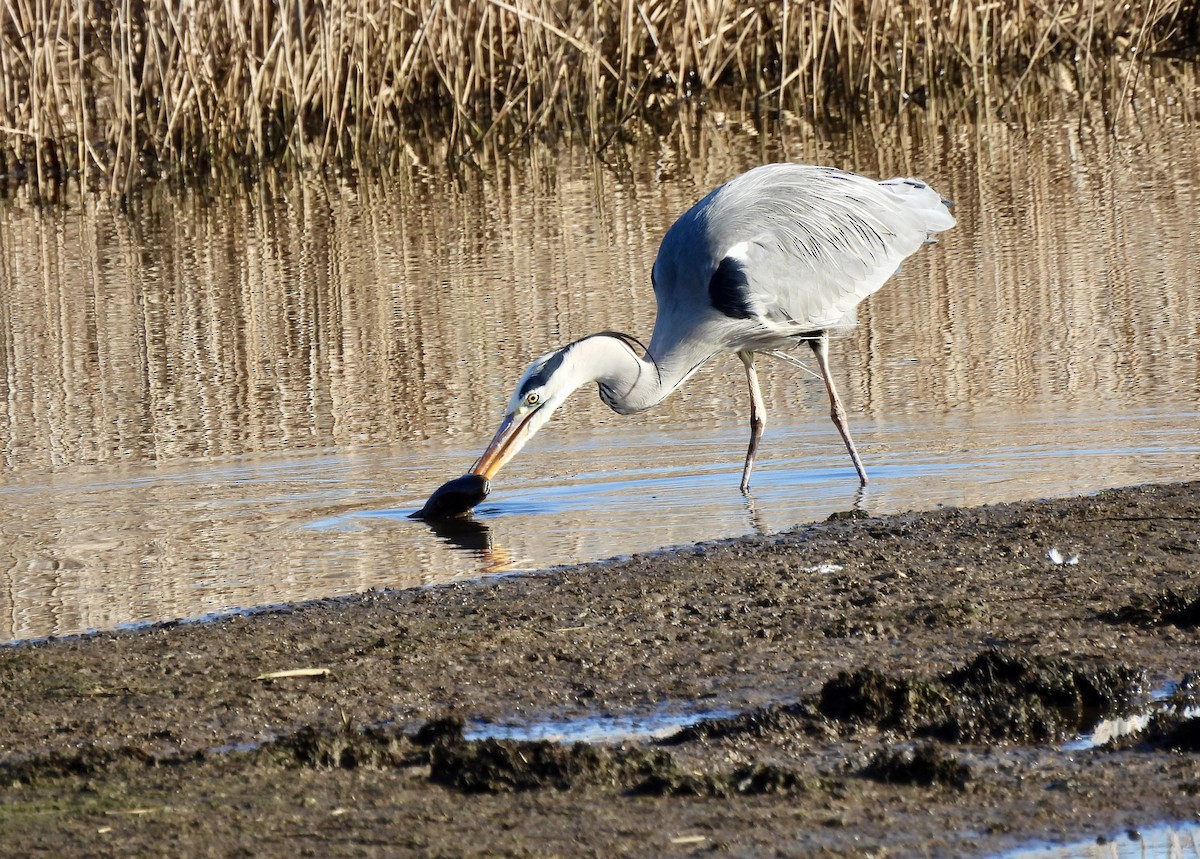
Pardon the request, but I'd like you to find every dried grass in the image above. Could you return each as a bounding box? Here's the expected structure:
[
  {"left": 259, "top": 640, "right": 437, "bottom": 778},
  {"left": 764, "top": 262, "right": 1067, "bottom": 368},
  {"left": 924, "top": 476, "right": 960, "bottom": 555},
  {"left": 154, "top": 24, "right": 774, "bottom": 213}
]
[{"left": 0, "top": 0, "right": 1192, "bottom": 195}]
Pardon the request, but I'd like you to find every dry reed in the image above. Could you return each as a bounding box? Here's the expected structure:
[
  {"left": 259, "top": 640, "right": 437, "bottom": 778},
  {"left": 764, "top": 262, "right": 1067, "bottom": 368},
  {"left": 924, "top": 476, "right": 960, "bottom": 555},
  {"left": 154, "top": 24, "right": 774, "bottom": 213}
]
[{"left": 0, "top": 0, "right": 1193, "bottom": 195}]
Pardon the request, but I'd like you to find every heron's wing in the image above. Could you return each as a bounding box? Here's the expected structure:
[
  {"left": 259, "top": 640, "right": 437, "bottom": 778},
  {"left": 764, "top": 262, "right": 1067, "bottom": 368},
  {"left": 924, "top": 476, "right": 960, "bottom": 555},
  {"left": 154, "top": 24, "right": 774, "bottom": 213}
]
[{"left": 702, "top": 165, "right": 954, "bottom": 332}]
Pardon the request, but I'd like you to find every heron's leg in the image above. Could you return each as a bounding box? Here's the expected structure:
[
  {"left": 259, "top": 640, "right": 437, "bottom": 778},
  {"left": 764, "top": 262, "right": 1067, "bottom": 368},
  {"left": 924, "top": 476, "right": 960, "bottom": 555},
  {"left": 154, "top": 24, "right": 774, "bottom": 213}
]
[
  {"left": 809, "top": 334, "right": 869, "bottom": 486},
  {"left": 738, "top": 351, "right": 766, "bottom": 494}
]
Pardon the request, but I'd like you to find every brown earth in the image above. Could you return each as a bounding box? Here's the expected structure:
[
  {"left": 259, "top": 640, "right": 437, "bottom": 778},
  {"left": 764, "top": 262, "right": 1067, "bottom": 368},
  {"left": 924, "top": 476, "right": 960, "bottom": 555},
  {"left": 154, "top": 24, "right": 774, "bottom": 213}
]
[{"left": 1, "top": 481, "right": 1198, "bottom": 857}]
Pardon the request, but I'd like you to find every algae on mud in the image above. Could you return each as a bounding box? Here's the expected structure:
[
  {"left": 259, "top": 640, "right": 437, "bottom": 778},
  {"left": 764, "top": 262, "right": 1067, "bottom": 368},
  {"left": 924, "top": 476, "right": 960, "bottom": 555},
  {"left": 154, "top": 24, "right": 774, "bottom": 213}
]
[{"left": 0, "top": 481, "right": 1198, "bottom": 857}]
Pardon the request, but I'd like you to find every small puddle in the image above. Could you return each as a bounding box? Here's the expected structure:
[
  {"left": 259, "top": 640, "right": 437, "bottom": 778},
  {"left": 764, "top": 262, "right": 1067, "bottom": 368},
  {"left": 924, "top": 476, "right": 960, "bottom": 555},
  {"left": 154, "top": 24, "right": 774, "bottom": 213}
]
[
  {"left": 208, "top": 740, "right": 266, "bottom": 755},
  {"left": 990, "top": 822, "right": 1200, "bottom": 859},
  {"left": 197, "top": 706, "right": 735, "bottom": 760},
  {"left": 1064, "top": 683, "right": 1200, "bottom": 751},
  {"left": 464, "top": 707, "right": 736, "bottom": 745}
]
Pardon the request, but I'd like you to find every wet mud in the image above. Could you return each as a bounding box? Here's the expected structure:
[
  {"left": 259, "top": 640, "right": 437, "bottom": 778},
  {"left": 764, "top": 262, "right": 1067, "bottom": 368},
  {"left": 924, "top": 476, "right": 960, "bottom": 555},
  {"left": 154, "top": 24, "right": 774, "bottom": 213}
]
[{"left": 1, "top": 481, "right": 1198, "bottom": 857}]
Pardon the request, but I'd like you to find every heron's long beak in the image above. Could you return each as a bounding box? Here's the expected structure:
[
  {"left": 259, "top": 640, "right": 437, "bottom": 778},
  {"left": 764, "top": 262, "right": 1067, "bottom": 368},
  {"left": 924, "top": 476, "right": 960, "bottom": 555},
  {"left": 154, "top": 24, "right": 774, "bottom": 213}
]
[{"left": 468, "top": 409, "right": 540, "bottom": 480}]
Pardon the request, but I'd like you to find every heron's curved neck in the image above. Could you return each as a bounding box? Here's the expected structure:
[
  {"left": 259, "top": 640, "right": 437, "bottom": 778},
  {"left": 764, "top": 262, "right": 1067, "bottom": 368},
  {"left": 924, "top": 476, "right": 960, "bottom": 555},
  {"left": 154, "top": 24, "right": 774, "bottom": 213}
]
[{"left": 570, "top": 333, "right": 712, "bottom": 415}]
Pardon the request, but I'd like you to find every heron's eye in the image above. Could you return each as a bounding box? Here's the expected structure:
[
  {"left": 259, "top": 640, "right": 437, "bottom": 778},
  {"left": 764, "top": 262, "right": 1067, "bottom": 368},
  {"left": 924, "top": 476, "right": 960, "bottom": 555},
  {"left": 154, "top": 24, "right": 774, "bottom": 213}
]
[{"left": 524, "top": 391, "right": 541, "bottom": 407}]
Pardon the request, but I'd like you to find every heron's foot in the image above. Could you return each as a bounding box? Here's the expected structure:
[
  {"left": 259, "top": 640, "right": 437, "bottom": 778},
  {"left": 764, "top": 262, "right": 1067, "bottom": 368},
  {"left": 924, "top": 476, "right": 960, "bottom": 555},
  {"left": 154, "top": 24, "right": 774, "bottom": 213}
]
[{"left": 739, "top": 461, "right": 756, "bottom": 495}]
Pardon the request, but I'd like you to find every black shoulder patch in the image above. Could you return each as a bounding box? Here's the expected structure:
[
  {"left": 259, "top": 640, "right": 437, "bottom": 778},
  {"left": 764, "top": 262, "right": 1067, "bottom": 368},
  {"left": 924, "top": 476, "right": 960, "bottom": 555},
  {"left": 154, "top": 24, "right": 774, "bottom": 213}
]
[
  {"left": 708, "top": 256, "right": 755, "bottom": 320},
  {"left": 518, "top": 348, "right": 567, "bottom": 397}
]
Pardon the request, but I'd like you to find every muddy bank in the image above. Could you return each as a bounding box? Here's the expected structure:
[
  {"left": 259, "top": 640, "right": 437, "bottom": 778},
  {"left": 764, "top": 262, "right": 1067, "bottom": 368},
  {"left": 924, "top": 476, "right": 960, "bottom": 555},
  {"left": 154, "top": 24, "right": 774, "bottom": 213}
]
[{"left": 1, "top": 481, "right": 1198, "bottom": 857}]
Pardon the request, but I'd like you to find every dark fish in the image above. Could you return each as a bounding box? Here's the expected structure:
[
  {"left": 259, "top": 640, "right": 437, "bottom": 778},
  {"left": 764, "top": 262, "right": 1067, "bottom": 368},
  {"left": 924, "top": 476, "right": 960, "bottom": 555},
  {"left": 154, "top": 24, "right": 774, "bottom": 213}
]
[{"left": 409, "top": 473, "right": 490, "bottom": 520}]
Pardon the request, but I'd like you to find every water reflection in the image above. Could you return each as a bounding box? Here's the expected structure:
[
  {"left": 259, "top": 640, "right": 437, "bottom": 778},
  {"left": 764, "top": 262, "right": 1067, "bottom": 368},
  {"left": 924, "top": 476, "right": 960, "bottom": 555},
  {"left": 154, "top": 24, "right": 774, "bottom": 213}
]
[{"left": 1, "top": 75, "right": 1199, "bottom": 641}]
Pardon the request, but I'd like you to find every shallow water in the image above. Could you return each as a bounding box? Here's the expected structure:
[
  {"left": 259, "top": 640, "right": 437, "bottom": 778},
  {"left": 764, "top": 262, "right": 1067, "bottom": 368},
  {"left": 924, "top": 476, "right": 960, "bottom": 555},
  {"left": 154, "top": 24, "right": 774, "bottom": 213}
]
[
  {"left": 2, "top": 80, "right": 1199, "bottom": 642},
  {"left": 464, "top": 706, "right": 737, "bottom": 745},
  {"left": 991, "top": 823, "right": 1200, "bottom": 859}
]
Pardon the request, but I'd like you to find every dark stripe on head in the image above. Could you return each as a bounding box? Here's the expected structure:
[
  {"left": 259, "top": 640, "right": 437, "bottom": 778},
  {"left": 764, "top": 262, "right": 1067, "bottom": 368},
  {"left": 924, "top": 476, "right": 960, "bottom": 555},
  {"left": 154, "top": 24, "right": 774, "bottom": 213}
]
[
  {"left": 518, "top": 348, "right": 567, "bottom": 397},
  {"left": 709, "top": 256, "right": 755, "bottom": 320}
]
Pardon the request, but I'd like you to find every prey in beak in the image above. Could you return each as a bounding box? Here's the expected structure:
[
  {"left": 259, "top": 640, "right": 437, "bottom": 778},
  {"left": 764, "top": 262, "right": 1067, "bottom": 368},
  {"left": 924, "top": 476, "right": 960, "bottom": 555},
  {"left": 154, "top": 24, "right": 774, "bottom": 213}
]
[{"left": 411, "top": 347, "right": 571, "bottom": 520}]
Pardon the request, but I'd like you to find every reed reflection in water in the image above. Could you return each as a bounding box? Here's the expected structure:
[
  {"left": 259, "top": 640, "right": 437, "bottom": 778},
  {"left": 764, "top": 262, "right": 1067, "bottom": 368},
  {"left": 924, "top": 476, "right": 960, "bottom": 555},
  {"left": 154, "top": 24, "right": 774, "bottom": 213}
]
[{"left": 1, "top": 85, "right": 1198, "bottom": 641}]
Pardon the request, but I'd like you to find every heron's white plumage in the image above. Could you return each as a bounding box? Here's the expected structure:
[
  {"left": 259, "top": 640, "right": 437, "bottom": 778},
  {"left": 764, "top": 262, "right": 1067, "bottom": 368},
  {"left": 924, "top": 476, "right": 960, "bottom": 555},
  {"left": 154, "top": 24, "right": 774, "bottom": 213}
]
[{"left": 651, "top": 164, "right": 955, "bottom": 354}]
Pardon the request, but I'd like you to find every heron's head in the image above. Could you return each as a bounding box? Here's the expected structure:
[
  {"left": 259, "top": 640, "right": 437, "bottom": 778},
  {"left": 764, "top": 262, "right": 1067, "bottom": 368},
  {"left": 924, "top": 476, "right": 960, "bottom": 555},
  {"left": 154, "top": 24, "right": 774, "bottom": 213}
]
[{"left": 468, "top": 346, "right": 580, "bottom": 481}]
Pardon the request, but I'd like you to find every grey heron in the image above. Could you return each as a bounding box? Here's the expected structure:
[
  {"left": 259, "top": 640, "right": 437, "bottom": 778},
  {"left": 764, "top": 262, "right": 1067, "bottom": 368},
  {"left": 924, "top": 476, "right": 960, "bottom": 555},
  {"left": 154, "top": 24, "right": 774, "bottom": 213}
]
[{"left": 415, "top": 163, "right": 954, "bottom": 519}]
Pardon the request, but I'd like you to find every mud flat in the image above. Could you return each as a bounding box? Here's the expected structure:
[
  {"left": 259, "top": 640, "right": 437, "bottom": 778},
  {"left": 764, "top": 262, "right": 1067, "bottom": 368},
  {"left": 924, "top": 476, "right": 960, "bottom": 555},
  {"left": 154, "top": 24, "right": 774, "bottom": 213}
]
[{"left": 1, "top": 482, "right": 1198, "bottom": 857}]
